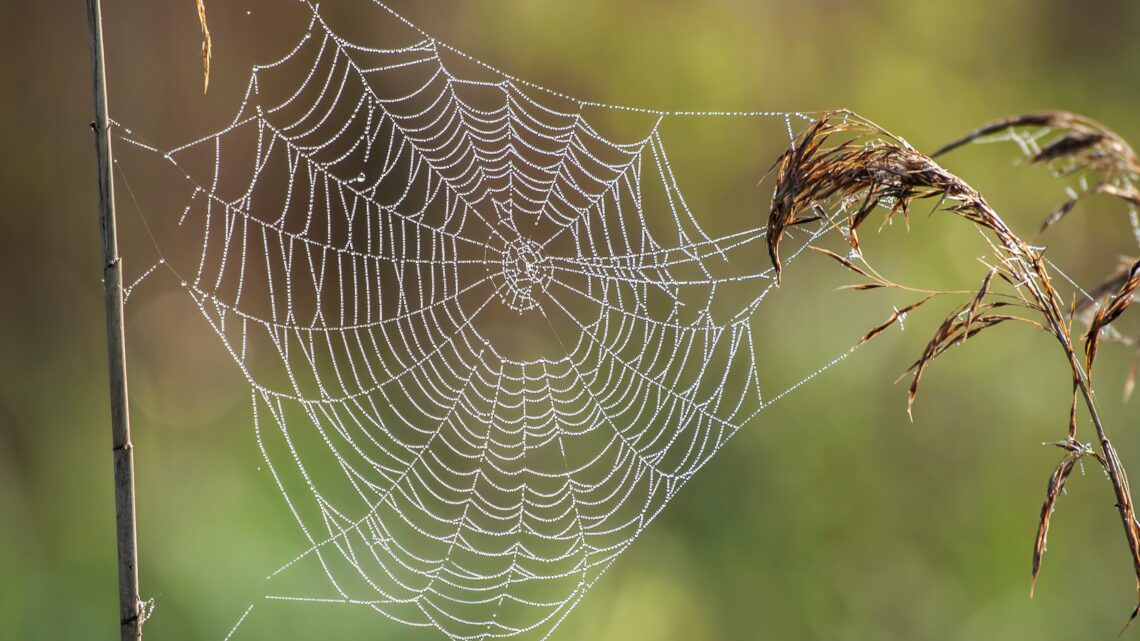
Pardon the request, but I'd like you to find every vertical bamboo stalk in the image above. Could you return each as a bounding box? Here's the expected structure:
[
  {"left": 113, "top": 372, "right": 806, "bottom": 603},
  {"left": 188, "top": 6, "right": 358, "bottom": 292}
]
[{"left": 84, "top": 0, "right": 143, "bottom": 639}]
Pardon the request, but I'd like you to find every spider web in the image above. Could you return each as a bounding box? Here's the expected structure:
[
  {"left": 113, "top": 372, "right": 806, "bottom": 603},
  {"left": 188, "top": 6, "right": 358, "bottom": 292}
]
[{"left": 115, "top": 2, "right": 851, "bottom": 639}]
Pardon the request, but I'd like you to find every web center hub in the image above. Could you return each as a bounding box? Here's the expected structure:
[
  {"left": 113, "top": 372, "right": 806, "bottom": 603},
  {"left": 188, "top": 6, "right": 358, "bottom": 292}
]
[{"left": 498, "top": 238, "right": 553, "bottom": 312}]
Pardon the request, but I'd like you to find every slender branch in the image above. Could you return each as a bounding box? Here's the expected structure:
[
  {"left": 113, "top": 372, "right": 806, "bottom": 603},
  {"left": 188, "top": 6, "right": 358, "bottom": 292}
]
[{"left": 85, "top": 1, "right": 143, "bottom": 639}]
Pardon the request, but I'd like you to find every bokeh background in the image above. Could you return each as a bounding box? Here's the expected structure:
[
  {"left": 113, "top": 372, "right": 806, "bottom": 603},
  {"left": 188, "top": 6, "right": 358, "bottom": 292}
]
[{"left": 4, "top": 1, "right": 1140, "bottom": 639}]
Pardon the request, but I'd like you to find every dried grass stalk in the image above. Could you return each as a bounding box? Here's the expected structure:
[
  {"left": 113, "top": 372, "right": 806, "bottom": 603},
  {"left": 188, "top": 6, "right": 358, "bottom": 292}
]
[{"left": 766, "top": 109, "right": 1140, "bottom": 628}]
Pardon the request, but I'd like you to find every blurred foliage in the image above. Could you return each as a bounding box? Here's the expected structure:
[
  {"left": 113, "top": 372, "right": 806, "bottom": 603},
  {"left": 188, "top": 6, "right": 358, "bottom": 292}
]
[{"left": 3, "top": 1, "right": 1140, "bottom": 640}]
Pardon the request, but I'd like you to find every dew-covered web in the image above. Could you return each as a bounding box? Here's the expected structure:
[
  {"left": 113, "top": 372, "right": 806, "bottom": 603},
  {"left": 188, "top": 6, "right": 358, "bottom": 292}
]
[{"left": 115, "top": 2, "right": 853, "bottom": 639}]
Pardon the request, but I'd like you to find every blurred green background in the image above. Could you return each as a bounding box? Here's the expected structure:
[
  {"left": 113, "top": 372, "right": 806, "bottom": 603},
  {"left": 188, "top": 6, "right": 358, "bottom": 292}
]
[{"left": 4, "top": 1, "right": 1140, "bottom": 639}]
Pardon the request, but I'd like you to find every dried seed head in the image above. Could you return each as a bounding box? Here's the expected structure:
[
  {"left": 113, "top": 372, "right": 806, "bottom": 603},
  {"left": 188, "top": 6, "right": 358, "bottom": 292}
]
[{"left": 766, "top": 109, "right": 1140, "bottom": 629}]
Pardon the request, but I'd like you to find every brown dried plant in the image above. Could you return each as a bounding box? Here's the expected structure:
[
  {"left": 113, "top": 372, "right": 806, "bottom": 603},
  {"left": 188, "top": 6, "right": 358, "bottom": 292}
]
[
  {"left": 197, "top": 0, "right": 212, "bottom": 94},
  {"left": 765, "top": 109, "right": 1140, "bottom": 630},
  {"left": 933, "top": 112, "right": 1140, "bottom": 241}
]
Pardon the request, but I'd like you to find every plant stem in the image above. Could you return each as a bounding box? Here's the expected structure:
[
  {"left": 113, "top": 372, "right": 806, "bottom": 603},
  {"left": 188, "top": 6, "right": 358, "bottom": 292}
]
[
  {"left": 85, "top": 0, "right": 143, "bottom": 639},
  {"left": 1011, "top": 255, "right": 1139, "bottom": 613}
]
